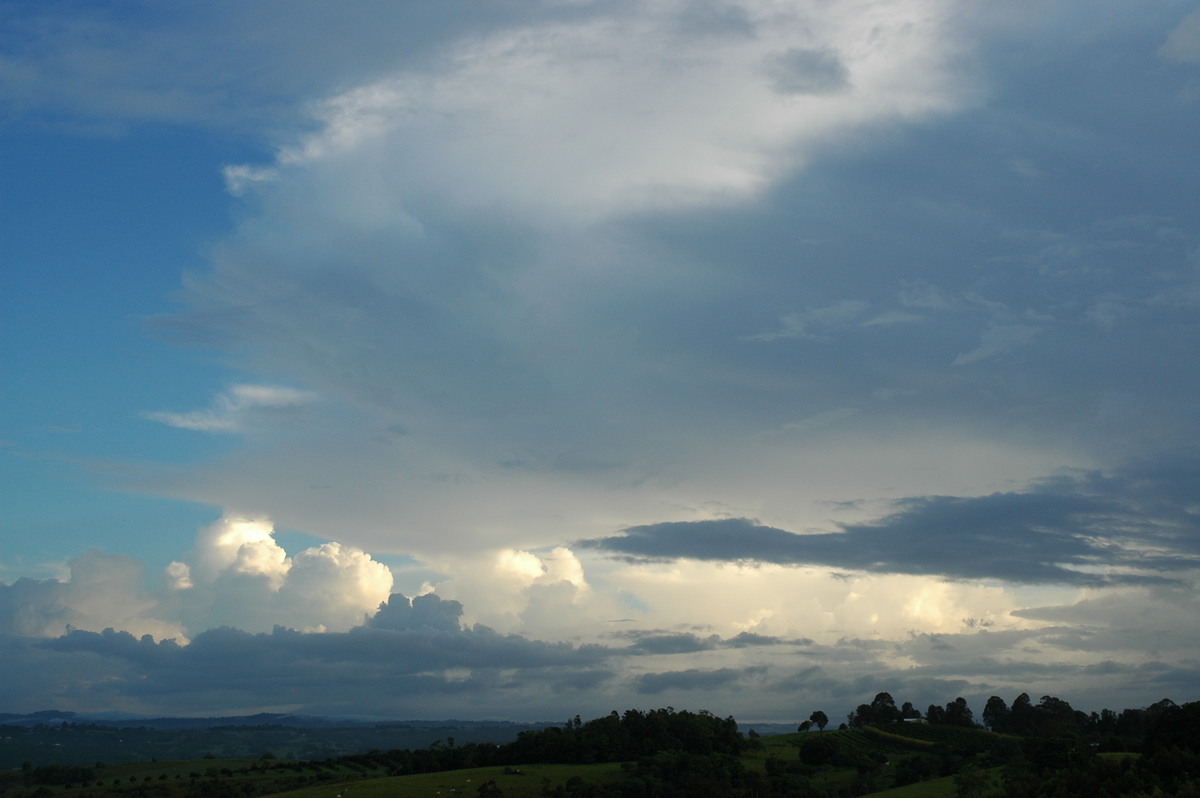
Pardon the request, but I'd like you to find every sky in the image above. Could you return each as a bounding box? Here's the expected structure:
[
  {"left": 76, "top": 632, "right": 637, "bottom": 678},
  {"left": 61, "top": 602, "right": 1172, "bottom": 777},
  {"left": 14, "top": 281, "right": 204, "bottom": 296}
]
[{"left": 2, "top": 0, "right": 1200, "bottom": 723}]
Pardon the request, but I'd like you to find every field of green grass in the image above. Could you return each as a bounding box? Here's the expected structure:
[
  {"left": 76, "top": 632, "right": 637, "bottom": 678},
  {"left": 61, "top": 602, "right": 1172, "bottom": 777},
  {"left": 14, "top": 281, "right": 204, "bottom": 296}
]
[{"left": 860, "top": 774, "right": 957, "bottom": 797}]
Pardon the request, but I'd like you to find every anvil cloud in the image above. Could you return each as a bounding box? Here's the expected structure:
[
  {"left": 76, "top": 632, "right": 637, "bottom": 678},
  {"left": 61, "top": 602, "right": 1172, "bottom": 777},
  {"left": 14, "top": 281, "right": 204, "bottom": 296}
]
[{"left": 2, "top": 0, "right": 1199, "bottom": 720}]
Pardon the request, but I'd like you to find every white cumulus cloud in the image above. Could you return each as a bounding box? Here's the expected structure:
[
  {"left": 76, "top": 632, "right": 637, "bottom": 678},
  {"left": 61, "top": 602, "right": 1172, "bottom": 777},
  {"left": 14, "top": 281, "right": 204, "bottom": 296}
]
[{"left": 169, "top": 514, "right": 394, "bottom": 634}]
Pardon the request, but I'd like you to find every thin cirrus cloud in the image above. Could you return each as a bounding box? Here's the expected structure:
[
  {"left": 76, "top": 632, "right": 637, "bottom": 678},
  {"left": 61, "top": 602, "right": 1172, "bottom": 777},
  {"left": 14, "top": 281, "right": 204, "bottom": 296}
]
[{"left": 145, "top": 385, "right": 316, "bottom": 433}]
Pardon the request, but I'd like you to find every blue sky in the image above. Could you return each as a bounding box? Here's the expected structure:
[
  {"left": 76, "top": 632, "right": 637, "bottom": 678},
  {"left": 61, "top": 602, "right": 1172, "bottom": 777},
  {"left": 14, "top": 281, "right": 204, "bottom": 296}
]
[{"left": 2, "top": 0, "right": 1200, "bottom": 722}]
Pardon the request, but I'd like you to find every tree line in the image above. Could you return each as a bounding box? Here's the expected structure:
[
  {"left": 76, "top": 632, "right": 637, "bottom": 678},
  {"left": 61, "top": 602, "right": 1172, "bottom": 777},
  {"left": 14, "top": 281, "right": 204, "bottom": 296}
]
[{"left": 814, "top": 689, "right": 1200, "bottom": 754}]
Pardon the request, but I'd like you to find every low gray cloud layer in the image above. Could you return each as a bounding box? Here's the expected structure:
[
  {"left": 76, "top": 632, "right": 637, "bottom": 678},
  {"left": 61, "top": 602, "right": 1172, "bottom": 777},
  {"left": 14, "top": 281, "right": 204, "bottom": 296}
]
[
  {"left": 4, "top": 591, "right": 1196, "bottom": 719},
  {"left": 0, "top": 593, "right": 612, "bottom": 717}
]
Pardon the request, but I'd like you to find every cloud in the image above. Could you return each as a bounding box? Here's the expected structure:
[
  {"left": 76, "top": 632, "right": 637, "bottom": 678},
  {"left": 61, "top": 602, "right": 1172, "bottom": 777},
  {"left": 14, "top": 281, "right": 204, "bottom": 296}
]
[
  {"left": 146, "top": 385, "right": 316, "bottom": 433},
  {"left": 635, "top": 667, "right": 762, "bottom": 694},
  {"left": 367, "top": 592, "right": 464, "bottom": 633},
  {"left": 2, "top": 564, "right": 1197, "bottom": 719},
  {"left": 764, "top": 47, "right": 852, "bottom": 95},
  {"left": 952, "top": 324, "right": 1041, "bottom": 366},
  {"left": 1160, "top": 9, "right": 1200, "bottom": 64},
  {"left": 617, "top": 630, "right": 788, "bottom": 655},
  {"left": 236, "top": 0, "right": 968, "bottom": 220},
  {"left": 581, "top": 454, "right": 1200, "bottom": 586},
  {"left": 0, "top": 515, "right": 393, "bottom": 641},
  {"left": 187, "top": 515, "right": 290, "bottom": 587},
  {"left": 1012, "top": 584, "right": 1200, "bottom": 656},
  {"left": 7, "top": 600, "right": 615, "bottom": 718},
  {"left": 169, "top": 515, "right": 395, "bottom": 634},
  {"left": 624, "top": 632, "right": 721, "bottom": 655},
  {"left": 222, "top": 164, "right": 279, "bottom": 196},
  {"left": 746, "top": 300, "right": 870, "bottom": 342},
  {"left": 8, "top": 0, "right": 1200, "bottom": 723},
  {"left": 131, "top": 0, "right": 1200, "bottom": 570},
  {"left": 0, "top": 551, "right": 184, "bottom": 642}
]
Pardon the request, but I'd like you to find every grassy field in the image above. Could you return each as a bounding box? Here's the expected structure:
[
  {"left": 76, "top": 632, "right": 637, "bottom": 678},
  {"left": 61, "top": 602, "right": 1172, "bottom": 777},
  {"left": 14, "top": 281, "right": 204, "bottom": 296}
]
[
  {"left": 861, "top": 774, "right": 957, "bottom": 797},
  {"left": 262, "top": 763, "right": 626, "bottom": 798}
]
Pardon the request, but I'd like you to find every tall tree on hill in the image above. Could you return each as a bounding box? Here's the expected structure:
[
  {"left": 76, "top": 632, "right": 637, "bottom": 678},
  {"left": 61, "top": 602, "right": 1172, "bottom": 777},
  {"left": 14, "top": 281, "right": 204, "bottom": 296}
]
[
  {"left": 1009, "top": 693, "right": 1036, "bottom": 735},
  {"left": 982, "top": 696, "right": 1010, "bottom": 732},
  {"left": 850, "top": 692, "right": 901, "bottom": 727},
  {"left": 871, "top": 692, "right": 899, "bottom": 722},
  {"left": 1035, "top": 695, "right": 1080, "bottom": 738},
  {"left": 944, "top": 697, "right": 975, "bottom": 727},
  {"left": 809, "top": 710, "right": 829, "bottom": 731}
]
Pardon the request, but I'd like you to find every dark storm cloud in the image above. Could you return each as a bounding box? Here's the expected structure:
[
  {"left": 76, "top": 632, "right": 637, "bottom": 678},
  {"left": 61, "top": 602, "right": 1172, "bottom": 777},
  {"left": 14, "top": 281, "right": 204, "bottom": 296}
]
[{"left": 582, "top": 455, "right": 1200, "bottom": 585}]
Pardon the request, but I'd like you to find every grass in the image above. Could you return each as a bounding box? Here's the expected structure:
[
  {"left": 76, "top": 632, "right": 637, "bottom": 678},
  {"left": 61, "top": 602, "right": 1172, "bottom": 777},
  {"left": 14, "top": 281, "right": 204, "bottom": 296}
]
[
  {"left": 259, "top": 762, "right": 628, "bottom": 798},
  {"left": 863, "top": 727, "right": 937, "bottom": 749},
  {"left": 861, "top": 774, "right": 958, "bottom": 797}
]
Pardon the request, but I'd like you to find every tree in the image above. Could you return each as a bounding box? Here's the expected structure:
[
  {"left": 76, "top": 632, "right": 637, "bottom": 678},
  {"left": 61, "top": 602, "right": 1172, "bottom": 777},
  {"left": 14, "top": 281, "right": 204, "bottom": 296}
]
[
  {"left": 1034, "top": 695, "right": 1079, "bottom": 738},
  {"left": 871, "top": 692, "right": 899, "bottom": 723},
  {"left": 797, "top": 721, "right": 812, "bottom": 733},
  {"left": 1009, "top": 693, "right": 1035, "bottom": 735},
  {"left": 944, "top": 697, "right": 975, "bottom": 728},
  {"left": 982, "top": 696, "right": 1010, "bottom": 732},
  {"left": 850, "top": 693, "right": 900, "bottom": 727},
  {"left": 810, "top": 710, "right": 829, "bottom": 731}
]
